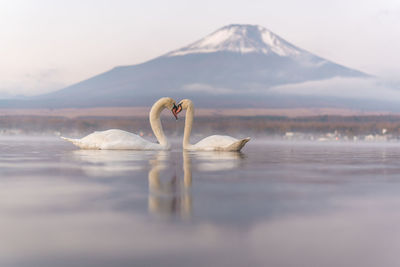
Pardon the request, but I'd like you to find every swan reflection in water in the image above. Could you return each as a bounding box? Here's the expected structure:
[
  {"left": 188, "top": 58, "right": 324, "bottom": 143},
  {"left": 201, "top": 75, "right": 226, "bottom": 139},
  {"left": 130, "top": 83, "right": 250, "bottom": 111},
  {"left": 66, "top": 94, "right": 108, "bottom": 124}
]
[
  {"left": 70, "top": 149, "right": 154, "bottom": 177},
  {"left": 148, "top": 150, "right": 245, "bottom": 218},
  {"left": 148, "top": 151, "right": 192, "bottom": 219},
  {"left": 69, "top": 148, "right": 245, "bottom": 219},
  {"left": 192, "top": 151, "right": 245, "bottom": 172}
]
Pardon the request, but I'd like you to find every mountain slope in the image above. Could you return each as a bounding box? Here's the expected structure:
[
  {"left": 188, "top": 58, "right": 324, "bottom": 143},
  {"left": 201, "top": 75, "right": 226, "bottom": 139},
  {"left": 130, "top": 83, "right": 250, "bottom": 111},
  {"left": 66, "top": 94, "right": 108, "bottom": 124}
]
[{"left": 2, "top": 24, "right": 370, "bottom": 109}]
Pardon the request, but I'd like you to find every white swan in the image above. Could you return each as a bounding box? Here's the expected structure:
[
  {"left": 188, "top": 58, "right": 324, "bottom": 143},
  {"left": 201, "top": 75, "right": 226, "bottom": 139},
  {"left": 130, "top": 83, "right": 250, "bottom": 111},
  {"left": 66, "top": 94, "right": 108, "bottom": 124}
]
[
  {"left": 176, "top": 99, "right": 250, "bottom": 151},
  {"left": 61, "top": 97, "right": 179, "bottom": 150}
]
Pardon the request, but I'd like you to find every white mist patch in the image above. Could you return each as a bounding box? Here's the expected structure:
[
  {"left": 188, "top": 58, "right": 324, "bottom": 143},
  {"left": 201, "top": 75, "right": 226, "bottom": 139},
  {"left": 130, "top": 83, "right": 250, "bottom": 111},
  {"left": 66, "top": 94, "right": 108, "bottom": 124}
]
[
  {"left": 0, "top": 68, "right": 67, "bottom": 98},
  {"left": 182, "top": 83, "right": 235, "bottom": 94},
  {"left": 269, "top": 77, "right": 400, "bottom": 102}
]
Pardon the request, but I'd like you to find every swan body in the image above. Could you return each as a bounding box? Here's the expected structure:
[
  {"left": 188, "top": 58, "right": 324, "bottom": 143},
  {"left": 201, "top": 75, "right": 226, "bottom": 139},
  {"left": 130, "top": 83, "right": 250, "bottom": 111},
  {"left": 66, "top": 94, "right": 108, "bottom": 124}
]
[
  {"left": 61, "top": 97, "right": 177, "bottom": 150},
  {"left": 187, "top": 135, "right": 250, "bottom": 151},
  {"left": 61, "top": 129, "right": 165, "bottom": 150},
  {"left": 178, "top": 99, "right": 250, "bottom": 151}
]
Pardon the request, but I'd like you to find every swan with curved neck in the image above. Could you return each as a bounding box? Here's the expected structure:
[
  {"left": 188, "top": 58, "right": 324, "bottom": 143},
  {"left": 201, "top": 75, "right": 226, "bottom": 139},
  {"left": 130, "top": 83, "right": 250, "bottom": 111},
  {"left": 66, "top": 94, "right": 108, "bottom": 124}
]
[
  {"left": 176, "top": 99, "right": 250, "bottom": 151},
  {"left": 61, "top": 97, "right": 178, "bottom": 150}
]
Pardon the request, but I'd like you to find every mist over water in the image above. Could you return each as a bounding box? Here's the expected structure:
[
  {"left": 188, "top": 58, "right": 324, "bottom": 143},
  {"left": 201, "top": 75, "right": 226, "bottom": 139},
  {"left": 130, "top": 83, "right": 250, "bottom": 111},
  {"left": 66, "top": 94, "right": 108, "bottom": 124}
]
[{"left": 1, "top": 136, "right": 400, "bottom": 267}]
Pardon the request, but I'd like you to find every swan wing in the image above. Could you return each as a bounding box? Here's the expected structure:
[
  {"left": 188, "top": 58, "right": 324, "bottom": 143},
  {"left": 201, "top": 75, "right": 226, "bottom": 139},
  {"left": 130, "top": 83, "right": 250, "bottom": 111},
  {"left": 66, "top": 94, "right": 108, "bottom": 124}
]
[
  {"left": 62, "top": 129, "right": 164, "bottom": 150},
  {"left": 193, "top": 135, "right": 250, "bottom": 151}
]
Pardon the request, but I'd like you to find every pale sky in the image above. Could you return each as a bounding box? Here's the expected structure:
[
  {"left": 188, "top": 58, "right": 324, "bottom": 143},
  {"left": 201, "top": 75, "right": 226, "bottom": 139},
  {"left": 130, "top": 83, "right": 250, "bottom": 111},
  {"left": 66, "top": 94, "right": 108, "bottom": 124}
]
[{"left": 1, "top": 0, "right": 400, "bottom": 97}]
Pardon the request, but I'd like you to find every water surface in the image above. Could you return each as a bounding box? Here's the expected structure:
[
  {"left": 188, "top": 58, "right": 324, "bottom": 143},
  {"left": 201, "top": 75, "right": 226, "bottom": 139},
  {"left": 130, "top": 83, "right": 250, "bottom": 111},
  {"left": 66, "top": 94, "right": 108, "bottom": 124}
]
[{"left": 1, "top": 136, "right": 400, "bottom": 267}]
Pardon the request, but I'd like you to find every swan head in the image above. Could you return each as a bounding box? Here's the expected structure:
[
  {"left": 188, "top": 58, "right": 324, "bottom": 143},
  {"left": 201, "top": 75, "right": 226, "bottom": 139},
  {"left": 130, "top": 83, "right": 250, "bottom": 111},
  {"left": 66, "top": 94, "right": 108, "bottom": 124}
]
[
  {"left": 177, "top": 99, "right": 192, "bottom": 109},
  {"left": 156, "top": 97, "right": 179, "bottom": 120},
  {"left": 174, "top": 99, "right": 192, "bottom": 119}
]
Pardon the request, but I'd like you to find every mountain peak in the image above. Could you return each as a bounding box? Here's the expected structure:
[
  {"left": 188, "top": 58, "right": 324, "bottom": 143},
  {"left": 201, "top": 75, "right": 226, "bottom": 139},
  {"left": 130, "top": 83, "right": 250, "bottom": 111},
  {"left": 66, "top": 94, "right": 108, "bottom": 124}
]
[{"left": 165, "top": 24, "right": 303, "bottom": 57}]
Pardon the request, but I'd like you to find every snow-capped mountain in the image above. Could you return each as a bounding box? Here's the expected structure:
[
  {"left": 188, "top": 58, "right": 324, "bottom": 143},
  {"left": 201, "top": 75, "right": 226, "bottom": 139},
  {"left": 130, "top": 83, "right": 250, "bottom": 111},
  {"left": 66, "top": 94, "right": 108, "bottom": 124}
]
[
  {"left": 1, "top": 24, "right": 377, "bottom": 109},
  {"left": 166, "top": 24, "right": 302, "bottom": 57}
]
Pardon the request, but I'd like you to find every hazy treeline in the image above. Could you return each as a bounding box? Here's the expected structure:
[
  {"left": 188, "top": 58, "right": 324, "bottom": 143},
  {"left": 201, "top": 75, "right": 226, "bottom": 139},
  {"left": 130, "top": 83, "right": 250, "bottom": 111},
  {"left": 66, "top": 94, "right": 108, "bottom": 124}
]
[{"left": 1, "top": 115, "right": 400, "bottom": 137}]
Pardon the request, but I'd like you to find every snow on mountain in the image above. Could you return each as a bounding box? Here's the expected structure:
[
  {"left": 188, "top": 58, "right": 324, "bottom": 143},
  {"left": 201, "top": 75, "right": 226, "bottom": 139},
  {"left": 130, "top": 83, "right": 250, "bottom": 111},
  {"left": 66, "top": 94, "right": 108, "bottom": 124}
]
[{"left": 166, "top": 24, "right": 303, "bottom": 57}]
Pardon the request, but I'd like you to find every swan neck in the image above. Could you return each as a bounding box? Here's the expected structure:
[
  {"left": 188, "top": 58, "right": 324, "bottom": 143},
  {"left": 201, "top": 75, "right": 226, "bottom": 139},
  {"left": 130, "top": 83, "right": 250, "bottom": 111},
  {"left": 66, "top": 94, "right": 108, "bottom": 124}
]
[
  {"left": 149, "top": 100, "right": 169, "bottom": 147},
  {"left": 183, "top": 104, "right": 194, "bottom": 149}
]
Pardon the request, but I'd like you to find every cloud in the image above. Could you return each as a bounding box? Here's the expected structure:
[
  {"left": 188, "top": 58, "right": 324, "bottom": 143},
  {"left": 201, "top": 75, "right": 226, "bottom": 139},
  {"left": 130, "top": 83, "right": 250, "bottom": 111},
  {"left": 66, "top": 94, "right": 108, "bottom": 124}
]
[
  {"left": 0, "top": 68, "right": 67, "bottom": 98},
  {"left": 269, "top": 77, "right": 400, "bottom": 102}
]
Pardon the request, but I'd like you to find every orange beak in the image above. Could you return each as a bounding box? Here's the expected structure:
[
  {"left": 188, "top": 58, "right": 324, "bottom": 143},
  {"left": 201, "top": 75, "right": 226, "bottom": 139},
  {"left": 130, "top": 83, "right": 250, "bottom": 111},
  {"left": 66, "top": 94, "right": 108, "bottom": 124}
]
[
  {"left": 172, "top": 105, "right": 178, "bottom": 120},
  {"left": 171, "top": 104, "right": 182, "bottom": 120},
  {"left": 172, "top": 108, "right": 178, "bottom": 120}
]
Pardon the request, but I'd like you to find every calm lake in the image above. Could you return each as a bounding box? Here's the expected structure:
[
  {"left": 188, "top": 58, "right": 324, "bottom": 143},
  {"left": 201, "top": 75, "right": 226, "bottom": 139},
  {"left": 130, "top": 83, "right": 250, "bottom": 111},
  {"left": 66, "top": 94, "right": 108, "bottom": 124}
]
[{"left": 1, "top": 136, "right": 400, "bottom": 267}]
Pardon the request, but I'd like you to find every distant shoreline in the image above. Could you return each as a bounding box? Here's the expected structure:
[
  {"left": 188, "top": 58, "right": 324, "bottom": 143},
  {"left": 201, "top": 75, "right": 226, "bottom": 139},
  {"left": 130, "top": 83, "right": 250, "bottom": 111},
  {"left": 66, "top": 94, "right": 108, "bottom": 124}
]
[{"left": 2, "top": 113, "right": 400, "bottom": 140}]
